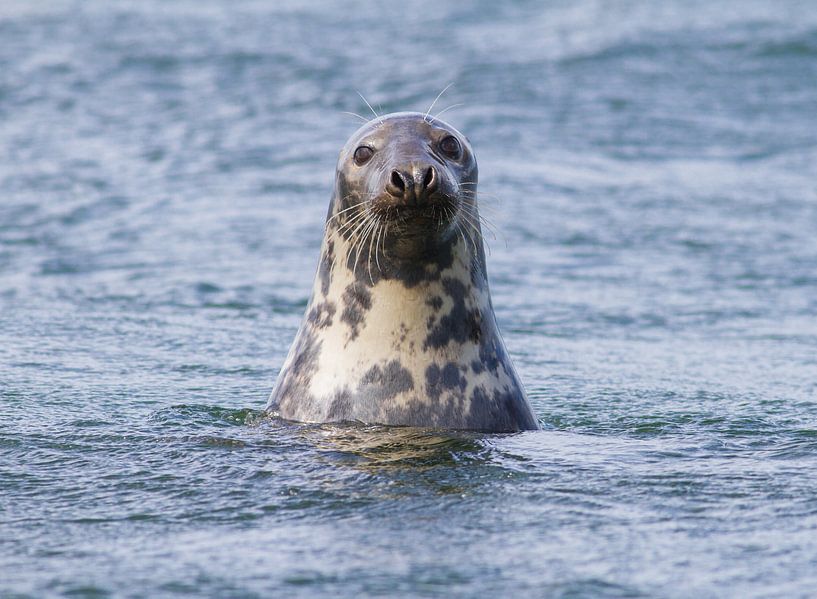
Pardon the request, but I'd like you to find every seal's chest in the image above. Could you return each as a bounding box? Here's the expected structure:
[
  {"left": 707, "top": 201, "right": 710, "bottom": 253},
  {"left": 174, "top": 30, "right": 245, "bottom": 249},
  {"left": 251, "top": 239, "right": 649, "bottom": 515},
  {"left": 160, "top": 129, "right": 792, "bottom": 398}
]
[{"left": 267, "top": 111, "right": 538, "bottom": 431}]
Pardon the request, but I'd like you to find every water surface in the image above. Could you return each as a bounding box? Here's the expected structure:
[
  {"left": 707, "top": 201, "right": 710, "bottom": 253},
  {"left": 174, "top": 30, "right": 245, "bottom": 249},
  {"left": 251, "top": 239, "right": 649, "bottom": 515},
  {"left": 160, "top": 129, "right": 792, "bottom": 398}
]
[{"left": 2, "top": 1, "right": 817, "bottom": 597}]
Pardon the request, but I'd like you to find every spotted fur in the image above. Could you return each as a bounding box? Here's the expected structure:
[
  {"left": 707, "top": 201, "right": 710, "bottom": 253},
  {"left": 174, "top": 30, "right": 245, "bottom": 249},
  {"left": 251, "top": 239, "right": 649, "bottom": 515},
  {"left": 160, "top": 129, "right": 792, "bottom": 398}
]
[{"left": 267, "top": 113, "right": 538, "bottom": 432}]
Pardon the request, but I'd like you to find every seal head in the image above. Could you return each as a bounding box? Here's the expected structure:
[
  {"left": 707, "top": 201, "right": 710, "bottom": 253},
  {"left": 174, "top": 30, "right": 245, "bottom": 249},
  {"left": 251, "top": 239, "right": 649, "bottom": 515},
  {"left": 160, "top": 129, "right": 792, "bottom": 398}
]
[{"left": 267, "top": 112, "right": 538, "bottom": 432}]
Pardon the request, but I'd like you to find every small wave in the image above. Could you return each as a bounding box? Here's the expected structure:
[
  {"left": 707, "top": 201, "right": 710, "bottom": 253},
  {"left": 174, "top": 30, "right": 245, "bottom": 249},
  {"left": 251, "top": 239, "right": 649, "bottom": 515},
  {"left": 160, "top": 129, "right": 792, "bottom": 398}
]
[
  {"left": 756, "top": 30, "right": 817, "bottom": 57},
  {"left": 295, "top": 422, "right": 495, "bottom": 470},
  {"left": 149, "top": 404, "right": 266, "bottom": 428}
]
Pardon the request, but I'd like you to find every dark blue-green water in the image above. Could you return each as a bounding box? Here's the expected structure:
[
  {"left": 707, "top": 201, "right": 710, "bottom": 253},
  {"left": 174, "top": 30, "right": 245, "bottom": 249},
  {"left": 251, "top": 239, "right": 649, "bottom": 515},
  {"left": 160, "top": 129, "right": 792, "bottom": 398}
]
[{"left": 2, "top": 1, "right": 817, "bottom": 597}]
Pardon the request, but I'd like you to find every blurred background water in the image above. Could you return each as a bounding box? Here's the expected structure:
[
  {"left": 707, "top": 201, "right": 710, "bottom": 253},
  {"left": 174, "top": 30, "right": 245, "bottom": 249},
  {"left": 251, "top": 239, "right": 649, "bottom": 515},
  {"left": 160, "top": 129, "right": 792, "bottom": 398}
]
[{"left": 2, "top": 0, "right": 817, "bottom": 597}]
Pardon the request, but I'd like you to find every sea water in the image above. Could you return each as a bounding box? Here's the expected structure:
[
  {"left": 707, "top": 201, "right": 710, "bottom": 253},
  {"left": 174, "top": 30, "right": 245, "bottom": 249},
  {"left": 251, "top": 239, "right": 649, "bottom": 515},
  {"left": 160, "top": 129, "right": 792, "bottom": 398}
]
[{"left": 2, "top": 1, "right": 816, "bottom": 596}]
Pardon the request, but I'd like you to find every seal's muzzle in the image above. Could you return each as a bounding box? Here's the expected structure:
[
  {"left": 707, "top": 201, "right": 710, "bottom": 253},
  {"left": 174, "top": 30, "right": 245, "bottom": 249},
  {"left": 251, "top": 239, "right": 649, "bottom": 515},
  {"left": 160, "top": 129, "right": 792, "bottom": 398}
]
[{"left": 386, "top": 164, "right": 438, "bottom": 207}]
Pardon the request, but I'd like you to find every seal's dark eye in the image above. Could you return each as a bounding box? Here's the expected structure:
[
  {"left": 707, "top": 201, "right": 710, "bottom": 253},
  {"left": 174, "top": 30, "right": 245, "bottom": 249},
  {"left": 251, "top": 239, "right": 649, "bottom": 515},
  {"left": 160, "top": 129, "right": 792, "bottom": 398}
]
[
  {"left": 353, "top": 146, "right": 374, "bottom": 165},
  {"left": 439, "top": 135, "right": 461, "bottom": 158}
]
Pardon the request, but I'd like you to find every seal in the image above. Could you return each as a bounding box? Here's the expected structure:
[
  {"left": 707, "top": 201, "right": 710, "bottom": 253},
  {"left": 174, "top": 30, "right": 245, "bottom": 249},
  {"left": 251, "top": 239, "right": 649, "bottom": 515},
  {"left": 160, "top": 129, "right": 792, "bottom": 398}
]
[{"left": 267, "top": 112, "right": 538, "bottom": 432}]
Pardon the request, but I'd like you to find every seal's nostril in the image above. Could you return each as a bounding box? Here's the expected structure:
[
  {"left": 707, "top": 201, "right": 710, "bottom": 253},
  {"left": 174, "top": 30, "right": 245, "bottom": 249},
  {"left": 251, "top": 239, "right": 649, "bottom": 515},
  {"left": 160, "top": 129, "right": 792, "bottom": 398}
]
[
  {"left": 391, "top": 171, "right": 405, "bottom": 191},
  {"left": 423, "top": 166, "right": 435, "bottom": 189}
]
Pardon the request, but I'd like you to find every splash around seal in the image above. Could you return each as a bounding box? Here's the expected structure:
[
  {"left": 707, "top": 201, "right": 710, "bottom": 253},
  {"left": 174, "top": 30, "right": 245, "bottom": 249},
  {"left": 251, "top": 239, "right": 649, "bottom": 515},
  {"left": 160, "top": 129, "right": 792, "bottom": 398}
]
[{"left": 267, "top": 112, "right": 538, "bottom": 432}]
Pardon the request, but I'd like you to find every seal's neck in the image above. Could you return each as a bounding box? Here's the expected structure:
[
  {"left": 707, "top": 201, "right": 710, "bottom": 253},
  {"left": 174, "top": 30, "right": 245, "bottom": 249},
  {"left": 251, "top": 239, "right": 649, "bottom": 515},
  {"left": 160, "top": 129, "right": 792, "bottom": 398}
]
[
  {"left": 300, "top": 219, "right": 494, "bottom": 364},
  {"left": 319, "top": 224, "right": 487, "bottom": 296}
]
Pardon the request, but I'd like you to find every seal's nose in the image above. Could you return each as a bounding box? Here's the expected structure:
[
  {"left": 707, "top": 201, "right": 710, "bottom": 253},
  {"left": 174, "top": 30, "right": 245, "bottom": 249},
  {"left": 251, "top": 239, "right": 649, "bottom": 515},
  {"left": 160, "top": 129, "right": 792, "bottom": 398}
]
[{"left": 387, "top": 164, "right": 438, "bottom": 205}]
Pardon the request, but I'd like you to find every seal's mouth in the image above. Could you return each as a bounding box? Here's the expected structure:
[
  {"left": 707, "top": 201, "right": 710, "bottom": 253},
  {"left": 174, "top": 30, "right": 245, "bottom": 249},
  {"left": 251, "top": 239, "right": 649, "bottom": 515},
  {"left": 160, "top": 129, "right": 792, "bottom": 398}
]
[{"left": 372, "top": 192, "right": 460, "bottom": 227}]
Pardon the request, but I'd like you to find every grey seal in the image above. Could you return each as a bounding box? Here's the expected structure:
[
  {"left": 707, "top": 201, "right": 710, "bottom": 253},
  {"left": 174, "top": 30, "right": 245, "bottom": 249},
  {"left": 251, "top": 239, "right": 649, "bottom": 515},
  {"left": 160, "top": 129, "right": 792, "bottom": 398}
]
[{"left": 267, "top": 112, "right": 538, "bottom": 432}]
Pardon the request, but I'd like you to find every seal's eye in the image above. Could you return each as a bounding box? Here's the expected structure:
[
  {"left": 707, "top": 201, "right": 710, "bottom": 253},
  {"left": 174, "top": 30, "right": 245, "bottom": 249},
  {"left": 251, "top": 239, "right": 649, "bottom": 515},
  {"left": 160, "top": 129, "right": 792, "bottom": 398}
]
[
  {"left": 353, "top": 146, "right": 374, "bottom": 165},
  {"left": 439, "top": 135, "right": 461, "bottom": 158}
]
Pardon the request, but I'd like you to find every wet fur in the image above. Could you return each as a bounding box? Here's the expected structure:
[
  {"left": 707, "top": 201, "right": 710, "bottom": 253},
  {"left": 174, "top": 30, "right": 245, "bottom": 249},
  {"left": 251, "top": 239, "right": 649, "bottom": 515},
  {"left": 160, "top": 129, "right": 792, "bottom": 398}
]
[{"left": 267, "top": 113, "right": 538, "bottom": 432}]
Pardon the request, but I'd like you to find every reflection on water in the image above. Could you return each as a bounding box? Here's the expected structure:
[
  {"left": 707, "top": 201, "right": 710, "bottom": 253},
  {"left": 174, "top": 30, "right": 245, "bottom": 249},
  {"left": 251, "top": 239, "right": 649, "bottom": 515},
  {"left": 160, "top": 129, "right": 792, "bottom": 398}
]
[
  {"left": 2, "top": 0, "right": 817, "bottom": 596},
  {"left": 310, "top": 423, "right": 492, "bottom": 470}
]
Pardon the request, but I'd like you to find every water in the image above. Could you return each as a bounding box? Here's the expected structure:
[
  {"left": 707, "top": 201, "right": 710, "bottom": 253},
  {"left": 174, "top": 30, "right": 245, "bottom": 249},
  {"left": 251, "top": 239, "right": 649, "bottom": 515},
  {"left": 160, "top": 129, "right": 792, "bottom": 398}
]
[{"left": 2, "top": 0, "right": 816, "bottom": 596}]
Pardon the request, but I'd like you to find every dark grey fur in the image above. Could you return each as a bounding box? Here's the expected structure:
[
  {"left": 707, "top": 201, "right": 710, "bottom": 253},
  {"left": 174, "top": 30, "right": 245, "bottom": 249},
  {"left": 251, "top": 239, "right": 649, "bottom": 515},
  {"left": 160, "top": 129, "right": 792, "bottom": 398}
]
[{"left": 267, "top": 112, "right": 538, "bottom": 432}]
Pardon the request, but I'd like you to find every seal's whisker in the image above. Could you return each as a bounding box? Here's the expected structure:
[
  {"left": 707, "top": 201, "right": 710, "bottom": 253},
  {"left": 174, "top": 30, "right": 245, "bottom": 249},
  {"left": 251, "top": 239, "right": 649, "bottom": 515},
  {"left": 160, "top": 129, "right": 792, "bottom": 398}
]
[
  {"left": 334, "top": 193, "right": 378, "bottom": 223},
  {"left": 335, "top": 209, "right": 370, "bottom": 236},
  {"left": 453, "top": 218, "right": 469, "bottom": 257},
  {"left": 457, "top": 208, "right": 486, "bottom": 250},
  {"left": 446, "top": 204, "right": 472, "bottom": 257},
  {"left": 456, "top": 217, "right": 484, "bottom": 280},
  {"left": 335, "top": 208, "right": 368, "bottom": 230},
  {"left": 349, "top": 211, "right": 374, "bottom": 249},
  {"left": 463, "top": 203, "right": 501, "bottom": 221},
  {"left": 330, "top": 202, "right": 369, "bottom": 224},
  {"left": 342, "top": 214, "right": 367, "bottom": 255},
  {"left": 329, "top": 232, "right": 342, "bottom": 277},
  {"left": 461, "top": 195, "right": 502, "bottom": 209},
  {"left": 340, "top": 111, "right": 370, "bottom": 123},
  {"left": 364, "top": 214, "right": 381, "bottom": 282},
  {"left": 366, "top": 214, "right": 381, "bottom": 284},
  {"left": 457, "top": 213, "right": 486, "bottom": 279},
  {"left": 354, "top": 213, "right": 378, "bottom": 278},
  {"left": 456, "top": 190, "right": 491, "bottom": 206},
  {"left": 375, "top": 215, "right": 386, "bottom": 274},
  {"left": 330, "top": 212, "right": 363, "bottom": 231},
  {"left": 477, "top": 213, "right": 501, "bottom": 239},
  {"left": 465, "top": 204, "right": 503, "bottom": 240},
  {"left": 356, "top": 90, "right": 383, "bottom": 125},
  {"left": 466, "top": 219, "right": 491, "bottom": 260},
  {"left": 334, "top": 198, "right": 369, "bottom": 214},
  {"left": 444, "top": 205, "right": 458, "bottom": 240},
  {"left": 458, "top": 191, "right": 503, "bottom": 211},
  {"left": 458, "top": 198, "right": 502, "bottom": 223},
  {"left": 346, "top": 211, "right": 375, "bottom": 276},
  {"left": 471, "top": 203, "right": 501, "bottom": 218},
  {"left": 456, "top": 204, "right": 490, "bottom": 263},
  {"left": 434, "top": 103, "right": 465, "bottom": 119},
  {"left": 456, "top": 190, "right": 503, "bottom": 206},
  {"left": 327, "top": 200, "right": 370, "bottom": 228},
  {"left": 333, "top": 192, "right": 376, "bottom": 211},
  {"left": 346, "top": 191, "right": 379, "bottom": 203},
  {"left": 337, "top": 192, "right": 364, "bottom": 204},
  {"left": 456, "top": 187, "right": 501, "bottom": 202},
  {"left": 347, "top": 219, "right": 369, "bottom": 278},
  {"left": 383, "top": 211, "right": 392, "bottom": 256},
  {"left": 460, "top": 204, "right": 499, "bottom": 243},
  {"left": 393, "top": 212, "right": 408, "bottom": 236},
  {"left": 336, "top": 210, "right": 369, "bottom": 233},
  {"left": 424, "top": 82, "right": 454, "bottom": 123},
  {"left": 459, "top": 202, "right": 495, "bottom": 232},
  {"left": 457, "top": 186, "right": 493, "bottom": 196}
]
